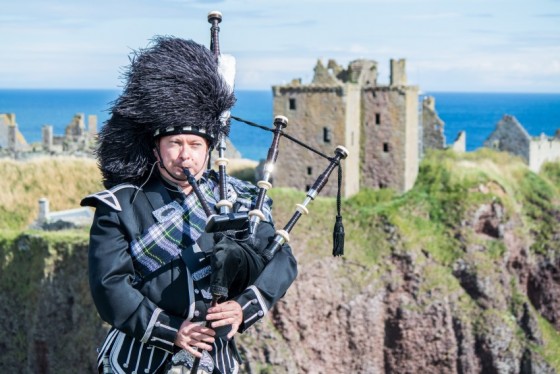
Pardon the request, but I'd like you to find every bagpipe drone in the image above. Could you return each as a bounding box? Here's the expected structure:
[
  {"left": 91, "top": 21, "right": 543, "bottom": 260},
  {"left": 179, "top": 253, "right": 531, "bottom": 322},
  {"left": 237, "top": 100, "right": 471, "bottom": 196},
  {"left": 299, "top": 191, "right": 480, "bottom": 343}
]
[
  {"left": 193, "top": 9, "right": 348, "bottom": 296},
  {"left": 184, "top": 11, "right": 348, "bottom": 373},
  {"left": 187, "top": 11, "right": 349, "bottom": 373}
]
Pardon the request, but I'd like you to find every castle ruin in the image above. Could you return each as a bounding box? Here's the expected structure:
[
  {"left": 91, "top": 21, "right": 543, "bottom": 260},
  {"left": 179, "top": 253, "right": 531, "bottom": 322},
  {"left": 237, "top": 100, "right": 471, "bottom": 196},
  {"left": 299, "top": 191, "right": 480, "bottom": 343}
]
[
  {"left": 0, "top": 113, "right": 28, "bottom": 152},
  {"left": 484, "top": 115, "right": 560, "bottom": 172},
  {"left": 271, "top": 58, "right": 446, "bottom": 197},
  {"left": 42, "top": 113, "right": 97, "bottom": 153},
  {"left": 0, "top": 112, "right": 97, "bottom": 158}
]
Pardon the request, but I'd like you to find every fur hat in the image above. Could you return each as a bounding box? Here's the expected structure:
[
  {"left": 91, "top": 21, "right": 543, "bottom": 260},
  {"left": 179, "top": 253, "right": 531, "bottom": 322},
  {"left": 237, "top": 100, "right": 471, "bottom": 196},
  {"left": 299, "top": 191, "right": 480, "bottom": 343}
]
[{"left": 96, "top": 36, "right": 236, "bottom": 188}]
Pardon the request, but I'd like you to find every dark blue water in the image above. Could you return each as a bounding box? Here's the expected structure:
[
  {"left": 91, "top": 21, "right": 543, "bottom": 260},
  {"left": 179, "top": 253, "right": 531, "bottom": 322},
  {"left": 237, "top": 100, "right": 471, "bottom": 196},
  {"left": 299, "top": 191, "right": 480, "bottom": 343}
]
[{"left": 1, "top": 89, "right": 559, "bottom": 159}]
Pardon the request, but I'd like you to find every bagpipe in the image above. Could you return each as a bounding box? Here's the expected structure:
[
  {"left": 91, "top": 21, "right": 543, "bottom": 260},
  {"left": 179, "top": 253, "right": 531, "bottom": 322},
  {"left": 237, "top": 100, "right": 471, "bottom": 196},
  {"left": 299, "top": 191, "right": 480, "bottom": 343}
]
[
  {"left": 186, "top": 11, "right": 349, "bottom": 373},
  {"left": 192, "top": 9, "right": 349, "bottom": 294}
]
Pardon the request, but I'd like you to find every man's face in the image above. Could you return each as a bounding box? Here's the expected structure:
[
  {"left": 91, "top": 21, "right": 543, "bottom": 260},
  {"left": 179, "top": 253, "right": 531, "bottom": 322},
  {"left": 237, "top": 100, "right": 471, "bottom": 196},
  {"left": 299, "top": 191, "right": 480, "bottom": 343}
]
[{"left": 154, "top": 133, "right": 209, "bottom": 186}]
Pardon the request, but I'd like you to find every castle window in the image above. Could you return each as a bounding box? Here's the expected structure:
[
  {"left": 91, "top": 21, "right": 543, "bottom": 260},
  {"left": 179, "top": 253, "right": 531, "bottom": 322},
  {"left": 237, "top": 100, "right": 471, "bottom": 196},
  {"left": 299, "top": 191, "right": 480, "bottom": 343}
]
[
  {"left": 383, "top": 142, "right": 390, "bottom": 152},
  {"left": 289, "top": 98, "right": 297, "bottom": 110},
  {"left": 307, "top": 166, "right": 313, "bottom": 175},
  {"left": 375, "top": 113, "right": 381, "bottom": 125},
  {"left": 323, "top": 127, "right": 332, "bottom": 143},
  {"left": 305, "top": 184, "right": 311, "bottom": 191}
]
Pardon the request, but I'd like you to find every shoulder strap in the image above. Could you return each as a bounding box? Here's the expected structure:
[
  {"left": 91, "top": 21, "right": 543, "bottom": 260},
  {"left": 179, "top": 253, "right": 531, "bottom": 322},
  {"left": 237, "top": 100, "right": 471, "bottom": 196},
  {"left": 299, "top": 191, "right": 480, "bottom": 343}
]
[{"left": 80, "top": 184, "right": 139, "bottom": 210}]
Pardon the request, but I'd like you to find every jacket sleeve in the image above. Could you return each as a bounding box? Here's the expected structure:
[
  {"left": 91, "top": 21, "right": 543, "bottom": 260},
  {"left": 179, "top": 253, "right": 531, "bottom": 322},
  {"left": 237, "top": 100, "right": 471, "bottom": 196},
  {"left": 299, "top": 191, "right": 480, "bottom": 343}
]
[
  {"left": 87, "top": 203, "right": 183, "bottom": 353},
  {"left": 233, "top": 241, "right": 298, "bottom": 332}
]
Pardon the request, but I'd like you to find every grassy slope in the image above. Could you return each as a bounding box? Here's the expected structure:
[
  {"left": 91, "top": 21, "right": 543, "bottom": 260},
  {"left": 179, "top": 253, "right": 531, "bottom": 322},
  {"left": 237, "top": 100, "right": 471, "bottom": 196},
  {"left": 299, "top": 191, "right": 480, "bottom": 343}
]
[
  {"left": 339, "top": 148, "right": 560, "bottom": 369},
  {"left": 0, "top": 156, "right": 103, "bottom": 230}
]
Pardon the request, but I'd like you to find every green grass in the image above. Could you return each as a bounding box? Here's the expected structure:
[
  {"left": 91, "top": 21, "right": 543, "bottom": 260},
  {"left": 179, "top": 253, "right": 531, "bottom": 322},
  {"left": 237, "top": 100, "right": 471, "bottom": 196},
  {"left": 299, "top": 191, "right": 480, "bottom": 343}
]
[{"left": 536, "top": 313, "right": 560, "bottom": 371}]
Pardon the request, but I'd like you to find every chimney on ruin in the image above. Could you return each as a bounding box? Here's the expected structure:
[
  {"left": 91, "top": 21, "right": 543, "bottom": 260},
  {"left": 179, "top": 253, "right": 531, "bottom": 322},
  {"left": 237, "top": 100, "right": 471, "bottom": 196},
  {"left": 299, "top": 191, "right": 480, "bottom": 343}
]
[
  {"left": 390, "top": 59, "right": 407, "bottom": 86},
  {"left": 88, "top": 114, "right": 98, "bottom": 135},
  {"left": 42, "top": 125, "right": 53, "bottom": 152}
]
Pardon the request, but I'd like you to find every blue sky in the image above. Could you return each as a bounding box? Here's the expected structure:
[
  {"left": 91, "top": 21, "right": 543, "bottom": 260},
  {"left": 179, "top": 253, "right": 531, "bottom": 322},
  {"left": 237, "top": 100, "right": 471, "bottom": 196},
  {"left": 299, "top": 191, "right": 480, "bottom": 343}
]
[{"left": 1, "top": 0, "right": 559, "bottom": 93}]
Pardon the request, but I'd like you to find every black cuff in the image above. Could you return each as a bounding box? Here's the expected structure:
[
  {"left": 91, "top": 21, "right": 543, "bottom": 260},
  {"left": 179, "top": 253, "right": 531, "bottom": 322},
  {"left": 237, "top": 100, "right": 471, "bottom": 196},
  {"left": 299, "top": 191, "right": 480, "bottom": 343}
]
[
  {"left": 140, "top": 308, "right": 183, "bottom": 353},
  {"left": 234, "top": 286, "right": 268, "bottom": 332}
]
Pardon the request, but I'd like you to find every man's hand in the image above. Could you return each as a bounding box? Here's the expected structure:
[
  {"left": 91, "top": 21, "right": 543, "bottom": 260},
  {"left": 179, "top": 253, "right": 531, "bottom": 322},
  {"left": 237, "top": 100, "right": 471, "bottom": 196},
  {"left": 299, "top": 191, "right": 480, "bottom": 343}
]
[
  {"left": 207, "top": 300, "right": 243, "bottom": 339},
  {"left": 174, "top": 320, "right": 216, "bottom": 357}
]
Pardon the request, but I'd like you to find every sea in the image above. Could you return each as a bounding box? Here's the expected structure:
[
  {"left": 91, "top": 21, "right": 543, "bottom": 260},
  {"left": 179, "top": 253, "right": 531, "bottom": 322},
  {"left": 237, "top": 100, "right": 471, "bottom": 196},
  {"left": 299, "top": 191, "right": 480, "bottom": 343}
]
[{"left": 1, "top": 89, "right": 559, "bottom": 161}]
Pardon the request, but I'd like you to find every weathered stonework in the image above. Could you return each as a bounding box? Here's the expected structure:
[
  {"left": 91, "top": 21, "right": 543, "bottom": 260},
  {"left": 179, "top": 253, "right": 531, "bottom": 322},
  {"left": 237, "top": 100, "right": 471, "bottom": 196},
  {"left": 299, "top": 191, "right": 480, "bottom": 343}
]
[
  {"left": 1, "top": 112, "right": 97, "bottom": 158},
  {"left": 272, "top": 85, "right": 348, "bottom": 197},
  {"left": 484, "top": 115, "right": 560, "bottom": 172},
  {"left": 421, "top": 96, "right": 446, "bottom": 154},
  {"left": 272, "top": 58, "right": 424, "bottom": 195},
  {"left": 0, "top": 113, "right": 27, "bottom": 152}
]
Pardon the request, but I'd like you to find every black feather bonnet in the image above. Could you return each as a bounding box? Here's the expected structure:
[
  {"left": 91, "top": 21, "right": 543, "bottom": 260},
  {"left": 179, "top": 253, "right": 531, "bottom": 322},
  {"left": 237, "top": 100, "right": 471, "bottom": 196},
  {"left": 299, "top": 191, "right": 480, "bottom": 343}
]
[{"left": 96, "top": 36, "right": 236, "bottom": 188}]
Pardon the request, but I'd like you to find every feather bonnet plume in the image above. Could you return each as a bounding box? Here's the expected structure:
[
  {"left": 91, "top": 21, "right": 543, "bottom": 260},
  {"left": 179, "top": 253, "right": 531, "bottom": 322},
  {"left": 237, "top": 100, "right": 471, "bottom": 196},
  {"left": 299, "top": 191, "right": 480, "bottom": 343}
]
[{"left": 96, "top": 36, "right": 236, "bottom": 188}]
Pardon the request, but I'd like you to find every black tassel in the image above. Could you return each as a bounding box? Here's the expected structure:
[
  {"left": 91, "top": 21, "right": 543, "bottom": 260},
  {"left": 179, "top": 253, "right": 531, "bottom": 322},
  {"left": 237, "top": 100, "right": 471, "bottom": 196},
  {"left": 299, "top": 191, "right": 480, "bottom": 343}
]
[
  {"left": 333, "top": 214, "right": 345, "bottom": 256},
  {"left": 332, "top": 163, "right": 344, "bottom": 256}
]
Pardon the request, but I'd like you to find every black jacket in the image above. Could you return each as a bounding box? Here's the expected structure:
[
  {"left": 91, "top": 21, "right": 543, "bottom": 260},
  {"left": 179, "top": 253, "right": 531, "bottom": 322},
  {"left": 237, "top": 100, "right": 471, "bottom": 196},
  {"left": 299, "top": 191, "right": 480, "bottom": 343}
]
[{"left": 81, "top": 174, "right": 298, "bottom": 373}]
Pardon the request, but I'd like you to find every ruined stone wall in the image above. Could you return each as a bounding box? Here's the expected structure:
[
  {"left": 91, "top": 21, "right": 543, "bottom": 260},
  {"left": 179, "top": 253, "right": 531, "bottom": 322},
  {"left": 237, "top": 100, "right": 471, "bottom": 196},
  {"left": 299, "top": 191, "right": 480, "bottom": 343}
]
[
  {"left": 272, "top": 85, "right": 347, "bottom": 197},
  {"left": 88, "top": 115, "right": 97, "bottom": 135},
  {"left": 42, "top": 125, "right": 53, "bottom": 152},
  {"left": 390, "top": 59, "right": 407, "bottom": 86},
  {"left": 484, "top": 115, "right": 531, "bottom": 162},
  {"left": 347, "top": 60, "right": 378, "bottom": 86},
  {"left": 0, "top": 114, "right": 14, "bottom": 148},
  {"left": 64, "top": 114, "right": 86, "bottom": 142},
  {"left": 0, "top": 113, "right": 27, "bottom": 151},
  {"left": 529, "top": 135, "right": 560, "bottom": 172},
  {"left": 451, "top": 131, "right": 467, "bottom": 153},
  {"left": 361, "top": 87, "right": 408, "bottom": 192},
  {"left": 421, "top": 96, "right": 446, "bottom": 153},
  {"left": 271, "top": 58, "right": 426, "bottom": 196}
]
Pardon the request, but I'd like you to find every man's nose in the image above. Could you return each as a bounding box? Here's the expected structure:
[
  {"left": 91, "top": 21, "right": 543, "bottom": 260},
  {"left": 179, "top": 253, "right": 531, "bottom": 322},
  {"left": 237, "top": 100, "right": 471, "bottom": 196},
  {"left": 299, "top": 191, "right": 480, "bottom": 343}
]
[{"left": 178, "top": 146, "right": 192, "bottom": 160}]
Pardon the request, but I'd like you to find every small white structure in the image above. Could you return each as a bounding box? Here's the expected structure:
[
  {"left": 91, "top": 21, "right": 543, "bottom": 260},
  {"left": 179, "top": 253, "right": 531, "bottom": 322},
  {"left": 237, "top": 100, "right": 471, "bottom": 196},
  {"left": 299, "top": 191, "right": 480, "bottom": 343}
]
[{"left": 33, "top": 197, "right": 93, "bottom": 230}]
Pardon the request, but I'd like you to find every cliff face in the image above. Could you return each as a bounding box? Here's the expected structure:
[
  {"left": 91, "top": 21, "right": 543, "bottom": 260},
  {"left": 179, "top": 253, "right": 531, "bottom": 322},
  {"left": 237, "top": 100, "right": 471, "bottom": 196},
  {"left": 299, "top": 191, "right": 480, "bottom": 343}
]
[
  {"left": 239, "top": 240, "right": 559, "bottom": 373},
  {"left": 237, "top": 150, "right": 560, "bottom": 373},
  {"left": 0, "top": 233, "right": 106, "bottom": 373},
  {"left": 1, "top": 150, "right": 559, "bottom": 373}
]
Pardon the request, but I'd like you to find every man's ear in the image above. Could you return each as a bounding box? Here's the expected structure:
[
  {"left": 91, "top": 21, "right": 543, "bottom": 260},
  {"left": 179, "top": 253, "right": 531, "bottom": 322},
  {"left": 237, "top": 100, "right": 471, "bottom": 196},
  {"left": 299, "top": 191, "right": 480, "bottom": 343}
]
[{"left": 153, "top": 140, "right": 162, "bottom": 165}]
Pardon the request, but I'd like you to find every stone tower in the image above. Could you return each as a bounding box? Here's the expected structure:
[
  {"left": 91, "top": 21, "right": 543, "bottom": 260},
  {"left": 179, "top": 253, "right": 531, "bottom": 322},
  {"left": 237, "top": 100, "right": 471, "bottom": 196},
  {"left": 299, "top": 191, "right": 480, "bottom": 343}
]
[
  {"left": 0, "top": 113, "right": 27, "bottom": 152},
  {"left": 42, "top": 125, "right": 54, "bottom": 152},
  {"left": 271, "top": 58, "right": 420, "bottom": 196}
]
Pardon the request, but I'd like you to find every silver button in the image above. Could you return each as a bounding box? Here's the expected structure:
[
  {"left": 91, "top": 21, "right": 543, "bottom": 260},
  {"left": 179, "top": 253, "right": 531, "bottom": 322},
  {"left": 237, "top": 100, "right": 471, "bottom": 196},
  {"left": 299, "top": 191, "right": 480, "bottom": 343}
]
[
  {"left": 257, "top": 310, "right": 264, "bottom": 317},
  {"left": 251, "top": 299, "right": 258, "bottom": 304},
  {"left": 194, "top": 310, "right": 200, "bottom": 317}
]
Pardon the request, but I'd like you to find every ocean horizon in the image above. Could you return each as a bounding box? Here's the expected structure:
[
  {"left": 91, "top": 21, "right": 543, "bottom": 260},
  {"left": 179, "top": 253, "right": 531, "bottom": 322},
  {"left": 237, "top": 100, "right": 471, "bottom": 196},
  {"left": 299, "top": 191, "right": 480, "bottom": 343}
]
[{"left": 1, "top": 89, "right": 560, "bottom": 161}]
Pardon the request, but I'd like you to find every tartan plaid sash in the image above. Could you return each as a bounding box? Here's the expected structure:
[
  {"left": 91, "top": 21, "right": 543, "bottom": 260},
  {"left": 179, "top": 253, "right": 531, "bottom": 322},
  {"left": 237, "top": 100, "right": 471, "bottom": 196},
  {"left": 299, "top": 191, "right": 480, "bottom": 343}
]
[{"left": 130, "top": 171, "right": 272, "bottom": 278}]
